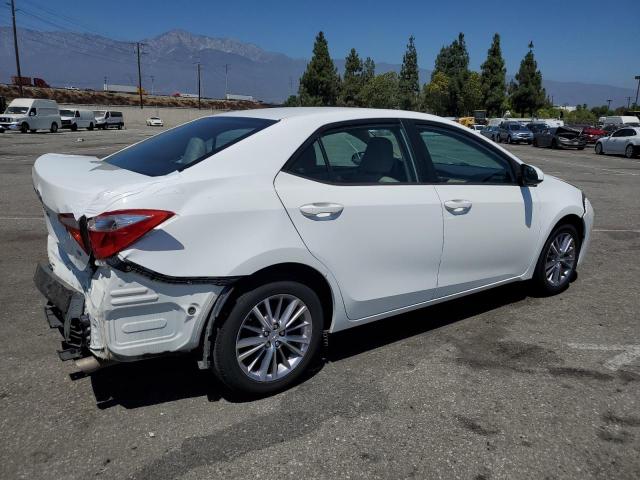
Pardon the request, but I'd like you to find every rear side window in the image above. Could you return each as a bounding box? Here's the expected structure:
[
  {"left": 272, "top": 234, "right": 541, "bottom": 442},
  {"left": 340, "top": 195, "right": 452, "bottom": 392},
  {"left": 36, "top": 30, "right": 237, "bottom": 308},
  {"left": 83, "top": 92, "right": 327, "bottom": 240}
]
[
  {"left": 111, "top": 112, "right": 123, "bottom": 118},
  {"left": 105, "top": 116, "right": 277, "bottom": 176},
  {"left": 287, "top": 124, "right": 418, "bottom": 184}
]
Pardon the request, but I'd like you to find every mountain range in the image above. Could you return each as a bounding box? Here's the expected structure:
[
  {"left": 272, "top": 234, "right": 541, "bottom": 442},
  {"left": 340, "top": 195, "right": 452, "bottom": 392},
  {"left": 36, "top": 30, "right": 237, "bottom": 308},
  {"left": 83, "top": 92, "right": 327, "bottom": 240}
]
[{"left": 0, "top": 27, "right": 636, "bottom": 107}]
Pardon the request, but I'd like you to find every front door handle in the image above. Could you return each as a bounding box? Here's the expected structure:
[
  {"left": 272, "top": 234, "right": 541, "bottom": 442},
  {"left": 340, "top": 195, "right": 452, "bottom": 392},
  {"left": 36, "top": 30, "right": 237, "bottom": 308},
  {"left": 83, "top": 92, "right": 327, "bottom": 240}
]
[
  {"left": 299, "top": 203, "right": 344, "bottom": 220},
  {"left": 444, "top": 199, "right": 472, "bottom": 215}
]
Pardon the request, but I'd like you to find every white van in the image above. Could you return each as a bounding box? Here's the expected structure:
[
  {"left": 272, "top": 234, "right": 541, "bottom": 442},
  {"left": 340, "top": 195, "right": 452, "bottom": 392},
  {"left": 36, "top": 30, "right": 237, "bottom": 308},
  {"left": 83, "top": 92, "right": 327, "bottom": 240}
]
[
  {"left": 0, "top": 98, "right": 61, "bottom": 133},
  {"left": 603, "top": 116, "right": 640, "bottom": 127},
  {"left": 59, "top": 108, "right": 96, "bottom": 131},
  {"left": 94, "top": 110, "right": 124, "bottom": 130}
]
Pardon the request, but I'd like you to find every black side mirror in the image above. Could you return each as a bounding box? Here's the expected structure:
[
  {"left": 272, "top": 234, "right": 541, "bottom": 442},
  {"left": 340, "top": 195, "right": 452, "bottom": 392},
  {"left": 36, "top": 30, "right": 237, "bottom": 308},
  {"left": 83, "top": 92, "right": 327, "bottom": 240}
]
[{"left": 521, "top": 164, "right": 544, "bottom": 186}]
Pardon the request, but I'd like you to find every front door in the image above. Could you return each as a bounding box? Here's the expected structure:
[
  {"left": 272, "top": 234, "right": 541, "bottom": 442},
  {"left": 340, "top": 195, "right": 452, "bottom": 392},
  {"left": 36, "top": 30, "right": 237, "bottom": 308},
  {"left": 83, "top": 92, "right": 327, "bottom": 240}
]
[
  {"left": 413, "top": 123, "right": 541, "bottom": 298},
  {"left": 275, "top": 121, "right": 443, "bottom": 320}
]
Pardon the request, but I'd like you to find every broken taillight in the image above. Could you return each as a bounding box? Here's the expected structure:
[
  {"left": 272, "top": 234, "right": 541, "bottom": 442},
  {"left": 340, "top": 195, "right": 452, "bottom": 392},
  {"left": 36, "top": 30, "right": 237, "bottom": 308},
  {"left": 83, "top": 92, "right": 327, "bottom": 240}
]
[
  {"left": 58, "top": 213, "right": 86, "bottom": 252},
  {"left": 87, "top": 209, "right": 174, "bottom": 259}
]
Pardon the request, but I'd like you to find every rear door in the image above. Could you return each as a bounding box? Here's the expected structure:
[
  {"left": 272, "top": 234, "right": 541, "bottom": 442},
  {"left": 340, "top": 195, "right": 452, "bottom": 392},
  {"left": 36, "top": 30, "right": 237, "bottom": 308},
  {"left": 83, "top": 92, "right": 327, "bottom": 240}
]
[
  {"left": 275, "top": 120, "right": 443, "bottom": 320},
  {"left": 411, "top": 122, "right": 540, "bottom": 297}
]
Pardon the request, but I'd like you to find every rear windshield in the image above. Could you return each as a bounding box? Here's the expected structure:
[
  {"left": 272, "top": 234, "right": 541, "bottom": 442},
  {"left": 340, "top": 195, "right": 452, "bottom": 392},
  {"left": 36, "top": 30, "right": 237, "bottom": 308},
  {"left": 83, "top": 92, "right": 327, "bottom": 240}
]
[{"left": 104, "top": 116, "right": 277, "bottom": 176}]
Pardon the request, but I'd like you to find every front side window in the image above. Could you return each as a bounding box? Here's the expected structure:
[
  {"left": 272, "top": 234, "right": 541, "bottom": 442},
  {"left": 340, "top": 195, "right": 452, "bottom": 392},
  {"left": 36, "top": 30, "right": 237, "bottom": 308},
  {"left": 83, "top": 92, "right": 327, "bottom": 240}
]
[
  {"left": 287, "top": 124, "right": 417, "bottom": 184},
  {"left": 612, "top": 130, "right": 625, "bottom": 137},
  {"left": 416, "top": 126, "right": 514, "bottom": 184},
  {"left": 104, "top": 116, "right": 277, "bottom": 176}
]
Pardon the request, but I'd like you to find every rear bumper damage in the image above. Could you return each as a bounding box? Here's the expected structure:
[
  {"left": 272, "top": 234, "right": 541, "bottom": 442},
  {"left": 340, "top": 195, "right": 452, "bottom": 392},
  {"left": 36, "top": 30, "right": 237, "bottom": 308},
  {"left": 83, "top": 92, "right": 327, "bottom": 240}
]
[{"left": 34, "top": 257, "right": 227, "bottom": 366}]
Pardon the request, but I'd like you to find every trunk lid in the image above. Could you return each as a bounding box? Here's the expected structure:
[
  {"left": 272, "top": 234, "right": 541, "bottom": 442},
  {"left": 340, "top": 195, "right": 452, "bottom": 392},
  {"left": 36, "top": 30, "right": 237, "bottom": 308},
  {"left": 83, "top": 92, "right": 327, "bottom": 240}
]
[{"left": 33, "top": 153, "right": 157, "bottom": 270}]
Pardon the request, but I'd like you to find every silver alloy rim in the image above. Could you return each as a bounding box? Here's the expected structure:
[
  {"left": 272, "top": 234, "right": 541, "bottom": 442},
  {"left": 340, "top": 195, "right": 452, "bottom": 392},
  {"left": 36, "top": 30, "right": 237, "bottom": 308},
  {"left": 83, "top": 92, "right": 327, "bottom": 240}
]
[
  {"left": 235, "top": 294, "right": 312, "bottom": 383},
  {"left": 545, "top": 232, "right": 576, "bottom": 287}
]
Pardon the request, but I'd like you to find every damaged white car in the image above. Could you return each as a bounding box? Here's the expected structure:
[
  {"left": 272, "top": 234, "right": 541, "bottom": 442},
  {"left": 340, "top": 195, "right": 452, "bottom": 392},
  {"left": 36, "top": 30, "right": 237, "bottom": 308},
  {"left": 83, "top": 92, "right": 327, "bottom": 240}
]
[{"left": 33, "top": 108, "right": 594, "bottom": 395}]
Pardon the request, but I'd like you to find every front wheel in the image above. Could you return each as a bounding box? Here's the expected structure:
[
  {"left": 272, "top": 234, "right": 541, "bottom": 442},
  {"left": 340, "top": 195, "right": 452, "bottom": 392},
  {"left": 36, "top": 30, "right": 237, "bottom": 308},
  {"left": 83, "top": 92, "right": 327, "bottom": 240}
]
[
  {"left": 71, "top": 123, "right": 78, "bottom": 131},
  {"left": 625, "top": 145, "right": 635, "bottom": 159},
  {"left": 212, "top": 281, "right": 323, "bottom": 396},
  {"left": 20, "top": 122, "right": 29, "bottom": 133},
  {"left": 595, "top": 142, "right": 603, "bottom": 155},
  {"left": 532, "top": 224, "right": 580, "bottom": 295},
  {"left": 88, "top": 122, "right": 94, "bottom": 131}
]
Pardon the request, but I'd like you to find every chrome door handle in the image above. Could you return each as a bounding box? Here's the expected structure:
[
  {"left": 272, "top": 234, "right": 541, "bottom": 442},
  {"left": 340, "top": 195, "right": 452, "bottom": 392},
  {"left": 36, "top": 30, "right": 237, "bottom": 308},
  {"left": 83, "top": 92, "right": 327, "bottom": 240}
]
[
  {"left": 299, "top": 203, "right": 344, "bottom": 220},
  {"left": 444, "top": 199, "right": 472, "bottom": 215}
]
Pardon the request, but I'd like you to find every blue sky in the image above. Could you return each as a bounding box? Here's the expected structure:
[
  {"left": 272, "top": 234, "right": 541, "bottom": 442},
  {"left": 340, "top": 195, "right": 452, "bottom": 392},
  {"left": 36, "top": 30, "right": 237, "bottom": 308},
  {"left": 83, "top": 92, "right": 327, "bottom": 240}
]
[{"left": 2, "top": 0, "right": 638, "bottom": 88}]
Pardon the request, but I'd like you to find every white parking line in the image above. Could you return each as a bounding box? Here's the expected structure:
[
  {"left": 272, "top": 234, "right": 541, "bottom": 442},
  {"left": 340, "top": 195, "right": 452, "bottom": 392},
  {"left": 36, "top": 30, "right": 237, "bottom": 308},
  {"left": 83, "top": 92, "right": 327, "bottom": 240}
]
[{"left": 567, "top": 343, "right": 640, "bottom": 370}]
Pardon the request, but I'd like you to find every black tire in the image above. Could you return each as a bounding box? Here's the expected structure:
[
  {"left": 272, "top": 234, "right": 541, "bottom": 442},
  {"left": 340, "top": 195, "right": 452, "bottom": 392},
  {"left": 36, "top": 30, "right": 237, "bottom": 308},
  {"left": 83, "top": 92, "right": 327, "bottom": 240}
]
[
  {"left": 551, "top": 139, "right": 558, "bottom": 149},
  {"left": 533, "top": 138, "right": 538, "bottom": 147},
  {"left": 117, "top": 123, "right": 122, "bottom": 130},
  {"left": 532, "top": 224, "right": 580, "bottom": 296},
  {"left": 71, "top": 123, "right": 78, "bottom": 131},
  {"left": 20, "top": 122, "right": 29, "bottom": 134},
  {"left": 625, "top": 145, "right": 635, "bottom": 159},
  {"left": 595, "top": 142, "right": 603, "bottom": 155},
  {"left": 212, "top": 280, "right": 323, "bottom": 396},
  {"left": 577, "top": 147, "right": 584, "bottom": 151},
  {"left": 88, "top": 122, "right": 94, "bottom": 131},
  {"left": 50, "top": 122, "right": 58, "bottom": 133}
]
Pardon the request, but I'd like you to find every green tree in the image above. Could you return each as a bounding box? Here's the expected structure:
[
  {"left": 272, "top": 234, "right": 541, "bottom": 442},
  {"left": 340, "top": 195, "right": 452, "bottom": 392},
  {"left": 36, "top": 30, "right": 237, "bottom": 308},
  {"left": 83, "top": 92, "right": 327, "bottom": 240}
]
[
  {"left": 566, "top": 108, "right": 596, "bottom": 124},
  {"left": 340, "top": 48, "right": 363, "bottom": 106},
  {"left": 421, "top": 71, "right": 450, "bottom": 115},
  {"left": 591, "top": 105, "right": 612, "bottom": 117},
  {"left": 509, "top": 42, "right": 546, "bottom": 117},
  {"left": 460, "top": 71, "right": 483, "bottom": 115},
  {"left": 299, "top": 31, "right": 341, "bottom": 106},
  {"left": 362, "top": 57, "right": 376, "bottom": 84},
  {"left": 398, "top": 35, "right": 420, "bottom": 111},
  {"left": 283, "top": 95, "right": 300, "bottom": 106},
  {"left": 359, "top": 72, "right": 399, "bottom": 109},
  {"left": 431, "top": 32, "right": 470, "bottom": 115},
  {"left": 480, "top": 33, "right": 507, "bottom": 117}
]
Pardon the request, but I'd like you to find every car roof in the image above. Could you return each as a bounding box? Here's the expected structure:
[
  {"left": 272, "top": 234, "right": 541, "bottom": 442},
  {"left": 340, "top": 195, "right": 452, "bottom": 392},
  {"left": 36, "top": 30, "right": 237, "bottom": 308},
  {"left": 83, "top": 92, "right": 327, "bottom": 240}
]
[{"left": 217, "top": 107, "right": 446, "bottom": 123}]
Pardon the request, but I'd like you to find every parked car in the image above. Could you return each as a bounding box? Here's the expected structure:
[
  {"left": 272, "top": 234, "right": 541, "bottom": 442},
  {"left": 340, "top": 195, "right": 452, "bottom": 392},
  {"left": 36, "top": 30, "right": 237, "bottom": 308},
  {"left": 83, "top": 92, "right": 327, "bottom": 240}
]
[
  {"left": 480, "top": 125, "right": 499, "bottom": 141},
  {"left": 146, "top": 116, "right": 164, "bottom": 127},
  {"left": 601, "top": 116, "right": 640, "bottom": 128},
  {"left": 533, "top": 126, "right": 586, "bottom": 150},
  {"left": 497, "top": 121, "right": 533, "bottom": 144},
  {"left": 33, "top": 108, "right": 594, "bottom": 395},
  {"left": 471, "top": 124, "right": 484, "bottom": 131},
  {"left": 0, "top": 98, "right": 61, "bottom": 133},
  {"left": 94, "top": 110, "right": 124, "bottom": 130},
  {"left": 595, "top": 127, "right": 640, "bottom": 158},
  {"left": 580, "top": 126, "right": 606, "bottom": 144},
  {"left": 60, "top": 109, "right": 96, "bottom": 131},
  {"left": 526, "top": 122, "right": 549, "bottom": 135}
]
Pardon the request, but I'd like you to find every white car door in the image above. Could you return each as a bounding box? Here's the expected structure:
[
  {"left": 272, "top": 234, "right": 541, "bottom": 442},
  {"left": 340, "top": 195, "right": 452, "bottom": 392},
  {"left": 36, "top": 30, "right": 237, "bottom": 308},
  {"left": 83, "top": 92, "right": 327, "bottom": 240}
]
[
  {"left": 607, "top": 129, "right": 626, "bottom": 153},
  {"left": 413, "top": 123, "right": 541, "bottom": 298},
  {"left": 275, "top": 121, "right": 443, "bottom": 320}
]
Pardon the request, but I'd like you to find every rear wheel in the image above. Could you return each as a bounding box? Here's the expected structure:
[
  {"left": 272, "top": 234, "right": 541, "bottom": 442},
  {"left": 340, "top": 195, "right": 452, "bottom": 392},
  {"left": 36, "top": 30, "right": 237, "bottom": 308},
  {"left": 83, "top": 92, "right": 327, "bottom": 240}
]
[
  {"left": 532, "top": 224, "right": 580, "bottom": 295},
  {"left": 595, "top": 142, "right": 603, "bottom": 155},
  {"left": 212, "top": 280, "right": 323, "bottom": 396},
  {"left": 625, "top": 145, "right": 635, "bottom": 159},
  {"left": 88, "top": 122, "right": 94, "bottom": 131},
  {"left": 50, "top": 122, "right": 58, "bottom": 133}
]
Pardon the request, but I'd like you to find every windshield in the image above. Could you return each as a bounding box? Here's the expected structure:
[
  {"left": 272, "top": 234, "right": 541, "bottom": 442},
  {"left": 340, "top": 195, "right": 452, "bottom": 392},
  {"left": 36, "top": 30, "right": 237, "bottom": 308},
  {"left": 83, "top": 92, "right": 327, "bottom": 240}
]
[
  {"left": 104, "top": 116, "right": 277, "bottom": 176},
  {"left": 509, "top": 124, "right": 522, "bottom": 130},
  {"left": 6, "top": 106, "right": 29, "bottom": 114},
  {"left": 60, "top": 109, "right": 74, "bottom": 117}
]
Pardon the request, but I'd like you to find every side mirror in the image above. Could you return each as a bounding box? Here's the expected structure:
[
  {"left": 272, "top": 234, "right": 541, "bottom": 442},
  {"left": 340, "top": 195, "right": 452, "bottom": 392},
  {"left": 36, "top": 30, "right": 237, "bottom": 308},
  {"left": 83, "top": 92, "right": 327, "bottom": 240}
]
[
  {"left": 29, "top": 110, "right": 36, "bottom": 117},
  {"left": 521, "top": 164, "right": 544, "bottom": 186}
]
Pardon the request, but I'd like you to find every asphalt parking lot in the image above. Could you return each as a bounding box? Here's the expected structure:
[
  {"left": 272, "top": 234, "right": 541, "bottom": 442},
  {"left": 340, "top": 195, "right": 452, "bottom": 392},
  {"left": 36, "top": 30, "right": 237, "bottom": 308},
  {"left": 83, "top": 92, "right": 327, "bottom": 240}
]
[{"left": 1, "top": 126, "right": 639, "bottom": 480}]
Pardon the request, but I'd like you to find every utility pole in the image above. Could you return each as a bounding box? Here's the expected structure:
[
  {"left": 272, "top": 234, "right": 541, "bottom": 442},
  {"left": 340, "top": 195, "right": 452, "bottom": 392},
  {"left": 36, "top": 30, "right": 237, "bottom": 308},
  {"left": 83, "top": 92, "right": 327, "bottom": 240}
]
[
  {"left": 196, "top": 63, "right": 201, "bottom": 110},
  {"left": 627, "top": 96, "right": 632, "bottom": 109},
  {"left": 150, "top": 75, "right": 154, "bottom": 96},
  {"left": 136, "top": 42, "right": 144, "bottom": 109},
  {"left": 606, "top": 99, "right": 612, "bottom": 111},
  {"left": 635, "top": 76, "right": 640, "bottom": 107},
  {"left": 224, "top": 63, "right": 230, "bottom": 98},
  {"left": 104, "top": 76, "right": 107, "bottom": 91},
  {"left": 10, "top": 0, "right": 23, "bottom": 96}
]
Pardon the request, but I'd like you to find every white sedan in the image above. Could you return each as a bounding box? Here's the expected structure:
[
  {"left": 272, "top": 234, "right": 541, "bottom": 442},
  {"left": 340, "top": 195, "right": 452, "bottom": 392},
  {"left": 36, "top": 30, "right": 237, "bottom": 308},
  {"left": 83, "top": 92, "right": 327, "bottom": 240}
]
[
  {"left": 32, "top": 108, "right": 594, "bottom": 395},
  {"left": 595, "top": 126, "right": 640, "bottom": 158},
  {"left": 145, "top": 116, "right": 164, "bottom": 127}
]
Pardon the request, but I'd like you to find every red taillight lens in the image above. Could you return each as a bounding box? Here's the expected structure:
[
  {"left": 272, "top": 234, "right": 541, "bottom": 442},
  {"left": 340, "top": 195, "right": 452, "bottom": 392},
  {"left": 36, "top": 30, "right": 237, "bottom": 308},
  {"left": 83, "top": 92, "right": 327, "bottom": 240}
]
[
  {"left": 87, "top": 209, "right": 174, "bottom": 259},
  {"left": 58, "top": 213, "right": 86, "bottom": 251}
]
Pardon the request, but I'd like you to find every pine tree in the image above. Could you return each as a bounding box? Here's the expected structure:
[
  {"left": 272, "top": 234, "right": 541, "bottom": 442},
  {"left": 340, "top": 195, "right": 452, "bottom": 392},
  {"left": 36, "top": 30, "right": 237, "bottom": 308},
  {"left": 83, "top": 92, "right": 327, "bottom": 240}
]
[
  {"left": 299, "top": 31, "right": 341, "bottom": 106},
  {"left": 509, "top": 42, "right": 546, "bottom": 116},
  {"left": 340, "top": 48, "right": 363, "bottom": 106},
  {"left": 480, "top": 33, "right": 507, "bottom": 117},
  {"left": 431, "top": 33, "right": 469, "bottom": 115},
  {"left": 398, "top": 35, "right": 420, "bottom": 111},
  {"left": 362, "top": 57, "right": 376, "bottom": 84}
]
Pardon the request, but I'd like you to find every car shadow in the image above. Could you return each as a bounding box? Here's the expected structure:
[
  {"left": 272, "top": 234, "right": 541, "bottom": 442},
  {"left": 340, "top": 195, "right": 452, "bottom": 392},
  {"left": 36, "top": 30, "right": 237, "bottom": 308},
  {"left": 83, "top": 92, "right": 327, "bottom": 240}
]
[{"left": 89, "top": 282, "right": 531, "bottom": 409}]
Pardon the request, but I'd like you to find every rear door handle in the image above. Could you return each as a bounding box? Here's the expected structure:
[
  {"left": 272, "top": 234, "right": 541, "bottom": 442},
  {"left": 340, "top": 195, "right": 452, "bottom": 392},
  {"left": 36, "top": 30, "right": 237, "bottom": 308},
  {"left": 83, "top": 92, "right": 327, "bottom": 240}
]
[
  {"left": 444, "top": 199, "right": 472, "bottom": 215},
  {"left": 299, "top": 203, "right": 344, "bottom": 220}
]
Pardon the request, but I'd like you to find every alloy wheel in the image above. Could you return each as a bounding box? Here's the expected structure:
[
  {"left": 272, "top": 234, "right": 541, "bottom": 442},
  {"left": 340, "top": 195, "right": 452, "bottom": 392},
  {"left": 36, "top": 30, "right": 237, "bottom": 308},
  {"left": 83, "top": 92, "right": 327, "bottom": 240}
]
[
  {"left": 545, "top": 232, "right": 576, "bottom": 287},
  {"left": 235, "top": 294, "right": 312, "bottom": 383},
  {"left": 626, "top": 145, "right": 634, "bottom": 159}
]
